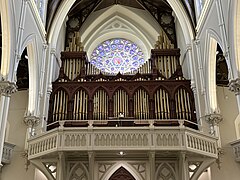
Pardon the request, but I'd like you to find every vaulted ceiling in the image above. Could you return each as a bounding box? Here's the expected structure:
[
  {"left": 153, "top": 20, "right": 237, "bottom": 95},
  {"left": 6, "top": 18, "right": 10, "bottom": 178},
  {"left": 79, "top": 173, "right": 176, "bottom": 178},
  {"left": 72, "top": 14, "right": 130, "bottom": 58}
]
[{"left": 46, "top": 0, "right": 196, "bottom": 34}]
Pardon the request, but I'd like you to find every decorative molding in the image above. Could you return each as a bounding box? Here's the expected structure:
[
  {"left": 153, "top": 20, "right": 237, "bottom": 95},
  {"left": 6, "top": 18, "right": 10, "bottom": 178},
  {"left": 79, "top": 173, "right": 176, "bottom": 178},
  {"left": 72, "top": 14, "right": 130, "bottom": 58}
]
[
  {"left": 98, "top": 163, "right": 115, "bottom": 180},
  {"left": 205, "top": 113, "right": 223, "bottom": 125},
  {"left": 216, "top": 147, "right": 224, "bottom": 169},
  {"left": 24, "top": 115, "right": 40, "bottom": 127},
  {"left": 28, "top": 127, "right": 218, "bottom": 160},
  {"left": 228, "top": 78, "right": 240, "bottom": 95},
  {"left": 0, "top": 81, "right": 18, "bottom": 97},
  {"left": 24, "top": 115, "right": 40, "bottom": 136},
  {"left": 22, "top": 150, "right": 30, "bottom": 171},
  {"left": 128, "top": 162, "right": 146, "bottom": 179}
]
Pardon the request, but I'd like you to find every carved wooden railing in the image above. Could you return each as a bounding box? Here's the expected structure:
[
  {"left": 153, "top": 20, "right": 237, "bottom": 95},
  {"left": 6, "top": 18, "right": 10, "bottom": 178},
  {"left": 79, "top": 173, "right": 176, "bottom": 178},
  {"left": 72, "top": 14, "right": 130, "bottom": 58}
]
[{"left": 47, "top": 49, "right": 197, "bottom": 130}]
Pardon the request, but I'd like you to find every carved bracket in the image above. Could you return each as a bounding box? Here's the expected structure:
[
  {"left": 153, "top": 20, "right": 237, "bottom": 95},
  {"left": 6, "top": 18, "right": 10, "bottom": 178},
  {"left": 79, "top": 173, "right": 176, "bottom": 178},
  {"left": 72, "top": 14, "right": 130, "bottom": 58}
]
[
  {"left": 24, "top": 115, "right": 40, "bottom": 127},
  {"left": 228, "top": 78, "right": 240, "bottom": 95},
  {"left": 0, "top": 81, "right": 17, "bottom": 97},
  {"left": 24, "top": 115, "right": 40, "bottom": 136},
  {"left": 205, "top": 113, "right": 223, "bottom": 125}
]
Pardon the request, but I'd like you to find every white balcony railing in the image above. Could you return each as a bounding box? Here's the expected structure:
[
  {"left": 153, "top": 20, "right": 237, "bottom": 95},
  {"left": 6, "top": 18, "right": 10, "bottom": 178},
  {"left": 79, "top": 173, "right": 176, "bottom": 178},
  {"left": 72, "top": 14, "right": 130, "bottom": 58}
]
[
  {"left": 2, "top": 142, "right": 15, "bottom": 164},
  {"left": 28, "top": 120, "right": 218, "bottom": 160},
  {"left": 231, "top": 139, "right": 240, "bottom": 162}
]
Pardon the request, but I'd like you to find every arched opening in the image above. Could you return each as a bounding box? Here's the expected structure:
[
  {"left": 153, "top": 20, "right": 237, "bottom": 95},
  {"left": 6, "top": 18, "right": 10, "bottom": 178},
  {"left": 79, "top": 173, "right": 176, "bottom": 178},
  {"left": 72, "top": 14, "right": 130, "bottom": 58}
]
[
  {"left": 207, "top": 36, "right": 218, "bottom": 113},
  {"left": 109, "top": 167, "right": 136, "bottom": 180},
  {"left": 16, "top": 47, "right": 29, "bottom": 90},
  {"left": 216, "top": 44, "right": 229, "bottom": 86}
]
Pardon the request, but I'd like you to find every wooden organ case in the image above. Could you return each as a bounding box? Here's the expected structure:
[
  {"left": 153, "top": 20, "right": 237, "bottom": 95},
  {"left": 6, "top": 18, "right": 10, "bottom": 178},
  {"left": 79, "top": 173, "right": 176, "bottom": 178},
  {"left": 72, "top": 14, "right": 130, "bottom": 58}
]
[{"left": 47, "top": 33, "right": 197, "bottom": 130}]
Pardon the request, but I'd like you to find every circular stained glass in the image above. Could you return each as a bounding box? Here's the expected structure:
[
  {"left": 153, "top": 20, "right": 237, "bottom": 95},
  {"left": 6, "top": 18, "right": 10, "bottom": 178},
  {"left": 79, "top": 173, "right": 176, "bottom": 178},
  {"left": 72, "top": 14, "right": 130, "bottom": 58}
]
[{"left": 90, "top": 38, "right": 145, "bottom": 74}]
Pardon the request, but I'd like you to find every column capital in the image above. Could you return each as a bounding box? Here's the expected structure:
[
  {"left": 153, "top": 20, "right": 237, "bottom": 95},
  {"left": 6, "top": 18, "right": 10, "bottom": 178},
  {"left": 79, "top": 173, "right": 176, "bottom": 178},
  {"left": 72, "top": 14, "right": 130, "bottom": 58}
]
[
  {"left": 205, "top": 113, "right": 223, "bottom": 125},
  {"left": 0, "top": 81, "right": 17, "bottom": 97},
  {"left": 24, "top": 115, "right": 40, "bottom": 128},
  {"left": 228, "top": 78, "right": 240, "bottom": 95}
]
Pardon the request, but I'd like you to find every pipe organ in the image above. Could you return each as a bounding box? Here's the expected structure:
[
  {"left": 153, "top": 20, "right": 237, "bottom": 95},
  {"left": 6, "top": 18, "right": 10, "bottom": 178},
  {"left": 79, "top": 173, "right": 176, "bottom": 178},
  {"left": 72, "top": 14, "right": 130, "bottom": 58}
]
[{"left": 48, "top": 32, "right": 197, "bottom": 130}]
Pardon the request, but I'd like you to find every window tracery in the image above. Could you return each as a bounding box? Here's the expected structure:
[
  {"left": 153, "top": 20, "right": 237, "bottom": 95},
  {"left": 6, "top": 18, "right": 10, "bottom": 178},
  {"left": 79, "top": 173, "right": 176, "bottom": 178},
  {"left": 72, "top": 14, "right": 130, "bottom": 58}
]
[{"left": 90, "top": 38, "right": 145, "bottom": 74}]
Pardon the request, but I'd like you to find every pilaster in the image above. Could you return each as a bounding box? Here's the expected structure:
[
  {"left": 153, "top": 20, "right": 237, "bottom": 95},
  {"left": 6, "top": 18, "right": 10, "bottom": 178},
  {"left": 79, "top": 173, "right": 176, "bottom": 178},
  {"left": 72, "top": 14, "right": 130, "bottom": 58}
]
[
  {"left": 0, "top": 81, "right": 17, "bottom": 167},
  {"left": 149, "top": 151, "right": 155, "bottom": 180},
  {"left": 179, "top": 152, "right": 189, "bottom": 180},
  {"left": 88, "top": 151, "right": 95, "bottom": 180}
]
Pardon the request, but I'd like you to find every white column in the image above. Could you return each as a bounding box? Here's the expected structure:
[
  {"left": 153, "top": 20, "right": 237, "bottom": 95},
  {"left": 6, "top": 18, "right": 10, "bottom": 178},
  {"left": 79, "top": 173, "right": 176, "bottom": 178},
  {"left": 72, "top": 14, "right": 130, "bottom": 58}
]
[
  {"left": 40, "top": 47, "right": 55, "bottom": 132},
  {"left": 0, "top": 81, "right": 17, "bottom": 167},
  {"left": 56, "top": 152, "right": 65, "bottom": 180},
  {"left": 179, "top": 152, "right": 189, "bottom": 180}
]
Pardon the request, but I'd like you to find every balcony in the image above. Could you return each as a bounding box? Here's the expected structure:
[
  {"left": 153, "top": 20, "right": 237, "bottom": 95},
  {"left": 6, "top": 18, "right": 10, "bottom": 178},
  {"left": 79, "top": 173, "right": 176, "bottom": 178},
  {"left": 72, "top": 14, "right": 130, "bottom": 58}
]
[
  {"left": 2, "top": 142, "right": 15, "bottom": 164},
  {"left": 231, "top": 139, "right": 240, "bottom": 162},
  {"left": 28, "top": 120, "right": 218, "bottom": 160}
]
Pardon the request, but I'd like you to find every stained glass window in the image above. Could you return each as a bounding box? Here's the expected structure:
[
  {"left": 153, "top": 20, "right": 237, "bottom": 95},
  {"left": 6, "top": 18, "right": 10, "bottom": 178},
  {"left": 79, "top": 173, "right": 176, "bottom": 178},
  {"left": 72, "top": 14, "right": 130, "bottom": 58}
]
[{"left": 90, "top": 38, "right": 145, "bottom": 74}]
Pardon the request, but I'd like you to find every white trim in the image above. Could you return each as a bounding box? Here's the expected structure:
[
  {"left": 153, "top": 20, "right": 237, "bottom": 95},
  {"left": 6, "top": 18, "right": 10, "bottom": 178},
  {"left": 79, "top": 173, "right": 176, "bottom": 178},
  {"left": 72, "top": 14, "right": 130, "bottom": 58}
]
[
  {"left": 101, "top": 162, "right": 143, "bottom": 180},
  {"left": 28, "top": 0, "right": 46, "bottom": 42},
  {"left": 196, "top": 0, "right": 214, "bottom": 35}
]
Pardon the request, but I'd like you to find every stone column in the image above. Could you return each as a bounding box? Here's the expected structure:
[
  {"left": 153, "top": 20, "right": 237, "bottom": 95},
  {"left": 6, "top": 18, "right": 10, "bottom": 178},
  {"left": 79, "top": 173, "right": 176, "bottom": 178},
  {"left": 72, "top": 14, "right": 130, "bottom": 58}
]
[
  {"left": 88, "top": 151, "right": 95, "bottom": 180},
  {"left": 56, "top": 152, "right": 65, "bottom": 180},
  {"left": 149, "top": 151, "right": 155, "bottom": 180},
  {"left": 179, "top": 152, "right": 189, "bottom": 180},
  {"left": 0, "top": 81, "right": 17, "bottom": 167}
]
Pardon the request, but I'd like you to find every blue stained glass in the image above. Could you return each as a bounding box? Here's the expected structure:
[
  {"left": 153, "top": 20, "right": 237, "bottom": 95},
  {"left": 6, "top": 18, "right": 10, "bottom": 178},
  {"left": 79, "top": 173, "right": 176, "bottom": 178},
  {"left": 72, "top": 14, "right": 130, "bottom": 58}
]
[{"left": 90, "top": 38, "right": 145, "bottom": 74}]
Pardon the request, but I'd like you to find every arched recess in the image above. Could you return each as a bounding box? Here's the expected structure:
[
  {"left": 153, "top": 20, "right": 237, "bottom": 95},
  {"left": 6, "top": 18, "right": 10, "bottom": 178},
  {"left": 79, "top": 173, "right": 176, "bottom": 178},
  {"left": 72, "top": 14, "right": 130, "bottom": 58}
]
[
  {"left": 102, "top": 163, "right": 143, "bottom": 180},
  {"left": 0, "top": 0, "right": 15, "bottom": 80},
  {"left": 20, "top": 35, "right": 40, "bottom": 116},
  {"left": 93, "top": 88, "right": 109, "bottom": 120},
  {"left": 205, "top": 30, "right": 222, "bottom": 114},
  {"left": 233, "top": 0, "right": 240, "bottom": 75},
  {"left": 109, "top": 167, "right": 135, "bottom": 180},
  {"left": 16, "top": 48, "right": 29, "bottom": 90},
  {"left": 80, "top": 5, "right": 159, "bottom": 59},
  {"left": 232, "top": 0, "right": 240, "bottom": 139},
  {"left": 133, "top": 87, "right": 150, "bottom": 119},
  {"left": 48, "top": 0, "right": 194, "bottom": 48},
  {"left": 67, "top": 162, "right": 88, "bottom": 180},
  {"left": 156, "top": 162, "right": 177, "bottom": 180},
  {"left": 47, "top": 0, "right": 195, "bottom": 79}
]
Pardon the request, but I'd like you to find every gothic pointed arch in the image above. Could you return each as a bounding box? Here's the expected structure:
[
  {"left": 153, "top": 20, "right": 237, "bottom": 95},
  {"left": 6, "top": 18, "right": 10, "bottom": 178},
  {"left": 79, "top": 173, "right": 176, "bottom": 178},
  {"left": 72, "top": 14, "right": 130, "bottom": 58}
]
[
  {"left": 205, "top": 30, "right": 221, "bottom": 114},
  {"left": 0, "top": 0, "right": 15, "bottom": 81},
  {"left": 16, "top": 48, "right": 29, "bottom": 90},
  {"left": 109, "top": 167, "right": 135, "bottom": 180}
]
